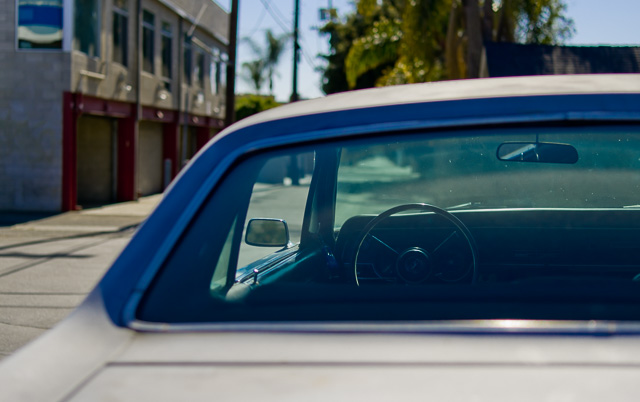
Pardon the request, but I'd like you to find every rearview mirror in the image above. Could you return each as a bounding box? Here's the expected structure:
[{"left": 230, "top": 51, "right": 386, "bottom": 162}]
[
  {"left": 497, "top": 142, "right": 578, "bottom": 164},
  {"left": 245, "top": 218, "right": 290, "bottom": 247}
]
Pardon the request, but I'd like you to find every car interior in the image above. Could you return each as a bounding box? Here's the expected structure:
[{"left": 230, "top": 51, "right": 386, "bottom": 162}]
[{"left": 137, "top": 124, "right": 640, "bottom": 323}]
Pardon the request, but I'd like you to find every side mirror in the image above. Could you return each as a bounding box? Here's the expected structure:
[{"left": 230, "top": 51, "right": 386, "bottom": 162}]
[
  {"left": 497, "top": 142, "right": 578, "bottom": 164},
  {"left": 245, "top": 218, "right": 291, "bottom": 247}
]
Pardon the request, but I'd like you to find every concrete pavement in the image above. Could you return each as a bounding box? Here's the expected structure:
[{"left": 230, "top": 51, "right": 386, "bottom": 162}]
[{"left": 0, "top": 195, "right": 161, "bottom": 360}]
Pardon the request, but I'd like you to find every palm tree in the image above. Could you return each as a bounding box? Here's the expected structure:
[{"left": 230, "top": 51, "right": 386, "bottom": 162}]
[
  {"left": 242, "top": 59, "right": 266, "bottom": 93},
  {"left": 448, "top": 0, "right": 576, "bottom": 79},
  {"left": 342, "top": 0, "right": 574, "bottom": 87},
  {"left": 243, "top": 29, "right": 289, "bottom": 95},
  {"left": 264, "top": 30, "right": 288, "bottom": 95}
]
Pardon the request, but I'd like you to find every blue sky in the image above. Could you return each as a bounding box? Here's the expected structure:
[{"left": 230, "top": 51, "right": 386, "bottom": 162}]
[{"left": 216, "top": 0, "right": 640, "bottom": 102}]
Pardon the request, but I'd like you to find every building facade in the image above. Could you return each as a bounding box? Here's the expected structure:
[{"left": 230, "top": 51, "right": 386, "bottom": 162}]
[
  {"left": 481, "top": 42, "right": 640, "bottom": 78},
  {"left": 1, "top": 0, "right": 229, "bottom": 211}
]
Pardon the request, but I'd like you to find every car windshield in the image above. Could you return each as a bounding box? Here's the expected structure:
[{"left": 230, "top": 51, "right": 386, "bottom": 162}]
[
  {"left": 334, "top": 127, "right": 640, "bottom": 227},
  {"left": 137, "top": 124, "right": 640, "bottom": 324}
]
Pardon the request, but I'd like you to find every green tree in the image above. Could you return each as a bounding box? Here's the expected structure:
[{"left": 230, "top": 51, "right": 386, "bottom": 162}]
[
  {"left": 319, "top": 5, "right": 398, "bottom": 94},
  {"left": 448, "top": 0, "right": 575, "bottom": 78},
  {"left": 320, "top": 0, "right": 574, "bottom": 92},
  {"left": 242, "top": 29, "right": 289, "bottom": 95},
  {"left": 235, "top": 94, "right": 282, "bottom": 120},
  {"left": 264, "top": 30, "right": 289, "bottom": 94},
  {"left": 241, "top": 59, "right": 266, "bottom": 93}
]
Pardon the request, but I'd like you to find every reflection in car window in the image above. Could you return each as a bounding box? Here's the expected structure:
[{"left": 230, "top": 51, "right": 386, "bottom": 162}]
[
  {"left": 237, "top": 153, "right": 314, "bottom": 268},
  {"left": 335, "top": 129, "right": 640, "bottom": 228},
  {"left": 138, "top": 125, "right": 640, "bottom": 324},
  {"left": 210, "top": 216, "right": 238, "bottom": 293}
]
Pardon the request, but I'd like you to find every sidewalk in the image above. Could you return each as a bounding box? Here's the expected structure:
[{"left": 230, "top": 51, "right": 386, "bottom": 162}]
[
  {"left": 0, "top": 194, "right": 161, "bottom": 360},
  {"left": 6, "top": 194, "right": 162, "bottom": 234}
]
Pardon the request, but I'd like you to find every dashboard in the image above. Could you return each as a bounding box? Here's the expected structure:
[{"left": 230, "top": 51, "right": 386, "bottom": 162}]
[{"left": 336, "top": 208, "right": 640, "bottom": 286}]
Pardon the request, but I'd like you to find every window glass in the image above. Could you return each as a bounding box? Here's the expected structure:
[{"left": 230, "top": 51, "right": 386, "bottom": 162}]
[
  {"left": 112, "top": 0, "right": 128, "bottom": 66},
  {"left": 210, "top": 216, "right": 238, "bottom": 293},
  {"left": 209, "top": 48, "right": 219, "bottom": 95},
  {"left": 138, "top": 126, "right": 640, "bottom": 324},
  {"left": 137, "top": 149, "right": 315, "bottom": 321},
  {"left": 142, "top": 10, "right": 155, "bottom": 73},
  {"left": 74, "top": 0, "right": 100, "bottom": 57},
  {"left": 334, "top": 129, "right": 640, "bottom": 228},
  {"left": 195, "top": 49, "right": 205, "bottom": 88},
  {"left": 237, "top": 153, "right": 314, "bottom": 268},
  {"left": 218, "top": 53, "right": 227, "bottom": 95},
  {"left": 161, "top": 22, "right": 172, "bottom": 82},
  {"left": 17, "top": 0, "right": 63, "bottom": 49},
  {"left": 183, "top": 36, "right": 192, "bottom": 85}
]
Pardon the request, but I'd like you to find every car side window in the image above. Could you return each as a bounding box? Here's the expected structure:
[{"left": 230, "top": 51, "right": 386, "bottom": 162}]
[
  {"left": 137, "top": 150, "right": 316, "bottom": 321},
  {"left": 210, "top": 216, "right": 238, "bottom": 292},
  {"left": 237, "top": 153, "right": 314, "bottom": 268}
]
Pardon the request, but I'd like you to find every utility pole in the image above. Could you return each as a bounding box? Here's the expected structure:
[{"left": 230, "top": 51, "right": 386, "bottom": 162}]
[
  {"left": 319, "top": 0, "right": 337, "bottom": 21},
  {"left": 288, "top": 0, "right": 301, "bottom": 185},
  {"left": 225, "top": 0, "right": 239, "bottom": 127},
  {"left": 290, "top": 0, "right": 300, "bottom": 102}
]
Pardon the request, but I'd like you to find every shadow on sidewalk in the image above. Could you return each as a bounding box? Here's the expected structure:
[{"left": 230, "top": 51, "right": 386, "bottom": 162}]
[
  {"left": 0, "top": 194, "right": 161, "bottom": 252},
  {"left": 0, "top": 212, "right": 58, "bottom": 228},
  {"left": 0, "top": 224, "right": 140, "bottom": 252}
]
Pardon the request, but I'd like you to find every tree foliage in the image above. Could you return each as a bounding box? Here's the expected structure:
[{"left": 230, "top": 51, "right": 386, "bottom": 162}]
[
  {"left": 515, "top": 0, "right": 574, "bottom": 44},
  {"left": 242, "top": 29, "right": 289, "bottom": 95},
  {"left": 320, "top": 10, "right": 397, "bottom": 94},
  {"left": 235, "top": 94, "right": 282, "bottom": 121},
  {"left": 242, "top": 59, "right": 266, "bottom": 93},
  {"left": 320, "top": 0, "right": 575, "bottom": 93}
]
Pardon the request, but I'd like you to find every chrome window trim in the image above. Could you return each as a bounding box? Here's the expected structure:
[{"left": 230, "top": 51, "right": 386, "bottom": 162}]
[{"left": 128, "top": 319, "right": 640, "bottom": 336}]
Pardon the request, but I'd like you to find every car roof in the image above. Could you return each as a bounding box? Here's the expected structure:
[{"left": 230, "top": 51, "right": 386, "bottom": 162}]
[{"left": 231, "top": 74, "right": 640, "bottom": 131}]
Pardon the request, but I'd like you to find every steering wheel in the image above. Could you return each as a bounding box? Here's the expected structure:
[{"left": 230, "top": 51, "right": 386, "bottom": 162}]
[{"left": 352, "top": 203, "right": 478, "bottom": 286}]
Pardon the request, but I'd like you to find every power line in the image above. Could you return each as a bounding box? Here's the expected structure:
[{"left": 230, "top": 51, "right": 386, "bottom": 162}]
[
  {"left": 299, "top": 37, "right": 318, "bottom": 70},
  {"left": 251, "top": 1, "right": 320, "bottom": 96},
  {"left": 267, "top": 0, "right": 291, "bottom": 29},
  {"left": 244, "top": 7, "right": 268, "bottom": 38},
  {"left": 258, "top": 0, "right": 290, "bottom": 34}
]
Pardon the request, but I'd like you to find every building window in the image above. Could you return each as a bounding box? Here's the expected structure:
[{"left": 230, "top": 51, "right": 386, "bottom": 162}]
[
  {"left": 142, "top": 10, "right": 155, "bottom": 73},
  {"left": 161, "top": 22, "right": 172, "bottom": 87},
  {"left": 217, "top": 52, "right": 228, "bottom": 96},
  {"left": 74, "top": 0, "right": 101, "bottom": 57},
  {"left": 183, "top": 36, "right": 192, "bottom": 85},
  {"left": 209, "top": 48, "right": 226, "bottom": 96},
  {"left": 209, "top": 49, "right": 218, "bottom": 95},
  {"left": 194, "top": 49, "right": 205, "bottom": 88},
  {"left": 17, "top": 0, "right": 63, "bottom": 49},
  {"left": 112, "top": 0, "right": 128, "bottom": 66}
]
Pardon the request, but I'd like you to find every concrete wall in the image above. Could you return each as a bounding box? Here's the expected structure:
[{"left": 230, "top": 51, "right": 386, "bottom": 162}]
[
  {"left": 71, "top": 0, "right": 138, "bottom": 104},
  {"left": 71, "top": 52, "right": 136, "bottom": 104},
  {"left": 0, "top": 0, "right": 228, "bottom": 211},
  {"left": 181, "top": 25, "right": 227, "bottom": 120},
  {"left": 170, "top": 0, "right": 229, "bottom": 43},
  {"left": 69, "top": 0, "right": 228, "bottom": 119},
  {"left": 139, "top": 0, "right": 181, "bottom": 110},
  {"left": 142, "top": 2, "right": 228, "bottom": 120},
  {"left": 0, "top": 1, "right": 71, "bottom": 211}
]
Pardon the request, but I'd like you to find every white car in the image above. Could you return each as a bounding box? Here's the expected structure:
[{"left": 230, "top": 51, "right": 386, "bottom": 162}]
[{"left": 3, "top": 74, "right": 640, "bottom": 401}]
